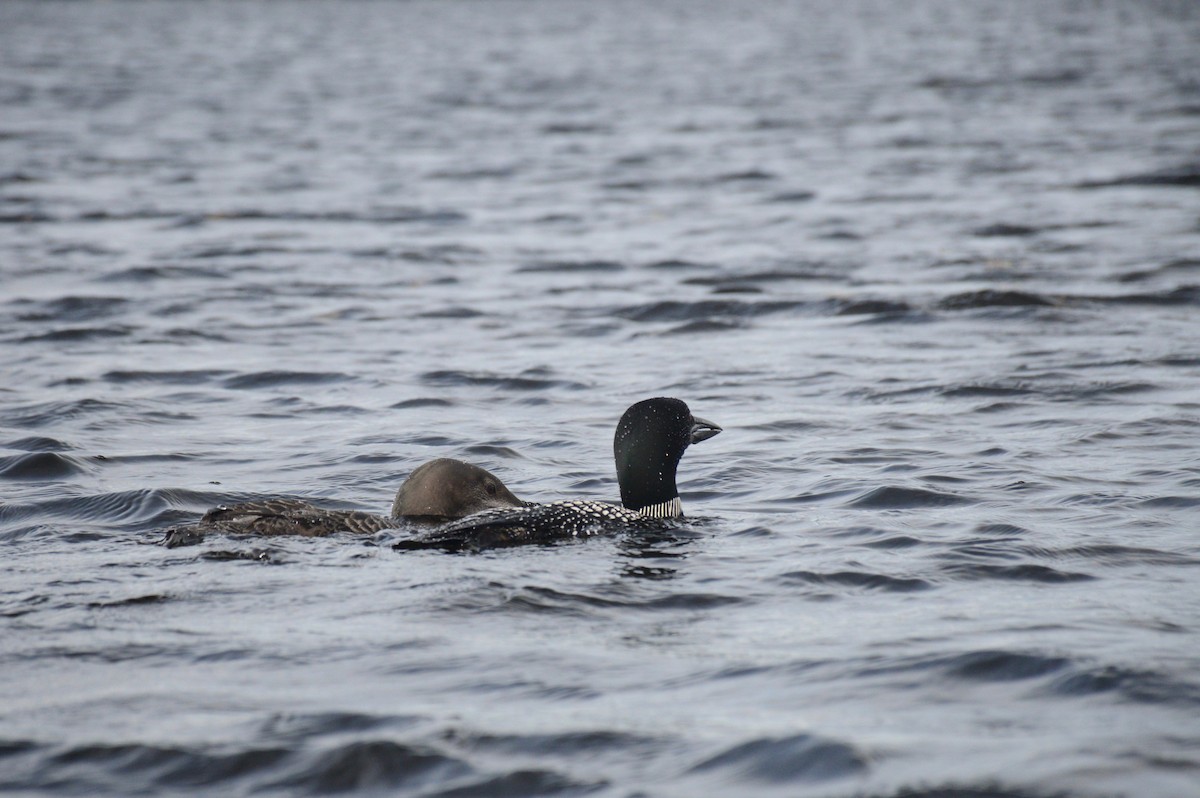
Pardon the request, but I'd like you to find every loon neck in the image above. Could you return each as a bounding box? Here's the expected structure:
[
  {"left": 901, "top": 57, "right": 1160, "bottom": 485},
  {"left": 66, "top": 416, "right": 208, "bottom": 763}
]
[
  {"left": 616, "top": 452, "right": 683, "bottom": 511},
  {"left": 637, "top": 496, "right": 683, "bottom": 519}
]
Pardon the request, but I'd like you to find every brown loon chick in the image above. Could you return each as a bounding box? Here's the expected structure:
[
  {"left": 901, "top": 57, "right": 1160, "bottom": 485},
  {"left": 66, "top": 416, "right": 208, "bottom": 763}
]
[
  {"left": 390, "top": 458, "right": 526, "bottom": 520},
  {"left": 160, "top": 458, "right": 524, "bottom": 548}
]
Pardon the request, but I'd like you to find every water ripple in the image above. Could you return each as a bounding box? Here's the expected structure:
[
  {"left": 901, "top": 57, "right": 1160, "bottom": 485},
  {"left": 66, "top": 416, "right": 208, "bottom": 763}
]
[
  {"left": 776, "top": 569, "right": 932, "bottom": 593},
  {"left": 0, "top": 451, "right": 89, "bottom": 481},
  {"left": 2, "top": 3, "right": 1198, "bottom": 796},
  {"left": 846, "top": 486, "right": 973, "bottom": 509},
  {"left": 688, "top": 733, "right": 868, "bottom": 783},
  {"left": 264, "top": 740, "right": 471, "bottom": 794},
  {"left": 940, "top": 563, "right": 1095, "bottom": 584},
  {"left": 421, "top": 370, "right": 588, "bottom": 392},
  {"left": 222, "top": 371, "right": 357, "bottom": 390},
  {"left": 612, "top": 299, "right": 805, "bottom": 323},
  {"left": 501, "top": 585, "right": 744, "bottom": 615}
]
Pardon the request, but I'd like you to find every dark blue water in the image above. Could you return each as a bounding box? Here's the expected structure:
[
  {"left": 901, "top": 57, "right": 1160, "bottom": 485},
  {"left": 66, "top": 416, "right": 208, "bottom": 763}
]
[{"left": 2, "top": 1, "right": 1199, "bottom": 796}]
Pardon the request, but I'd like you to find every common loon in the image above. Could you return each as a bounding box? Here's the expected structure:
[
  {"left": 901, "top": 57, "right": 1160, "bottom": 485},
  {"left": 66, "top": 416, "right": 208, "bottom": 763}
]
[
  {"left": 393, "top": 397, "right": 721, "bottom": 552},
  {"left": 160, "top": 458, "right": 525, "bottom": 548}
]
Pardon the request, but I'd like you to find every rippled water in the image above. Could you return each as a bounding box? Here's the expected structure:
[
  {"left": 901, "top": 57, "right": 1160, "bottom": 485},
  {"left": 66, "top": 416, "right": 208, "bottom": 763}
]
[{"left": 3, "top": 1, "right": 1199, "bottom": 796}]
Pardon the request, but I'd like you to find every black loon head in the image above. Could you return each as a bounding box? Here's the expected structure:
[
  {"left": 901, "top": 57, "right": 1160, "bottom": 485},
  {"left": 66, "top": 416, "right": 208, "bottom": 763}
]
[
  {"left": 391, "top": 457, "right": 525, "bottom": 520},
  {"left": 612, "top": 397, "right": 721, "bottom": 516}
]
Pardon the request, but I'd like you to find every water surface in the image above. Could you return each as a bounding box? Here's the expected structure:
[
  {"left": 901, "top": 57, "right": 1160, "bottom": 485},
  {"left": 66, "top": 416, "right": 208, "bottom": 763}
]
[{"left": 2, "top": 2, "right": 1199, "bottom": 796}]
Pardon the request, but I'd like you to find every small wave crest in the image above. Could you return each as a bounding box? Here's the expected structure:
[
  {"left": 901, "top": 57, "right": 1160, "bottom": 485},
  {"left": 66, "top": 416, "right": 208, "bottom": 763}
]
[
  {"left": 19, "top": 325, "right": 134, "bottom": 343},
  {"left": 688, "top": 733, "right": 867, "bottom": 783},
  {"left": 938, "top": 290, "right": 1056, "bottom": 310},
  {"left": 421, "top": 369, "right": 587, "bottom": 392},
  {"left": 5, "top": 737, "right": 590, "bottom": 796},
  {"left": 0, "top": 398, "right": 126, "bottom": 428},
  {"left": 0, "top": 451, "right": 88, "bottom": 481},
  {"left": 102, "top": 369, "right": 229, "bottom": 385},
  {"left": 777, "top": 569, "right": 931, "bottom": 593},
  {"left": 613, "top": 299, "right": 805, "bottom": 323},
  {"left": 859, "top": 650, "right": 1072, "bottom": 685},
  {"left": 1042, "top": 664, "right": 1200, "bottom": 706},
  {"left": 222, "top": 371, "right": 357, "bottom": 390},
  {"left": 941, "top": 650, "right": 1071, "bottom": 682},
  {"left": 0, "top": 487, "right": 226, "bottom": 532},
  {"left": 263, "top": 739, "right": 470, "bottom": 793},
  {"left": 940, "top": 563, "right": 1095, "bottom": 583},
  {"left": 444, "top": 584, "right": 744, "bottom": 617},
  {"left": 14, "top": 295, "right": 128, "bottom": 322},
  {"left": 847, "top": 486, "right": 973, "bottom": 509},
  {"left": 1076, "top": 162, "right": 1200, "bottom": 188}
]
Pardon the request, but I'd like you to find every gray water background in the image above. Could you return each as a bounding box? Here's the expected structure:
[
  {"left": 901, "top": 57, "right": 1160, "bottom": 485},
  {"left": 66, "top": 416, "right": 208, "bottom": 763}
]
[{"left": 2, "top": 1, "right": 1199, "bottom": 796}]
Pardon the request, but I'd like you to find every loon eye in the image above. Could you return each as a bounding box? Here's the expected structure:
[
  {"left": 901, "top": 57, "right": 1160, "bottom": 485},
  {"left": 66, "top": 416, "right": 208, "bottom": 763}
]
[{"left": 485, "top": 482, "right": 497, "bottom": 496}]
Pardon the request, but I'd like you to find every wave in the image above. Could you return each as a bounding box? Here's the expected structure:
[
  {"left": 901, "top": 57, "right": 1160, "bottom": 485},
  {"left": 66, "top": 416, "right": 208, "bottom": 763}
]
[
  {"left": 222, "top": 371, "right": 357, "bottom": 390},
  {"left": 3, "top": 435, "right": 72, "bottom": 453},
  {"left": 420, "top": 369, "right": 588, "bottom": 392},
  {"left": 0, "top": 398, "right": 127, "bottom": 428},
  {"left": 96, "top": 265, "right": 229, "bottom": 282},
  {"left": 1076, "top": 163, "right": 1200, "bottom": 188},
  {"left": 12, "top": 295, "right": 128, "bottom": 322},
  {"left": 777, "top": 569, "right": 932, "bottom": 593},
  {"left": 847, "top": 486, "right": 973, "bottom": 509},
  {"left": 661, "top": 319, "right": 746, "bottom": 335},
  {"left": 101, "top": 369, "right": 229, "bottom": 385},
  {"left": 19, "top": 325, "right": 134, "bottom": 343},
  {"left": 12, "top": 206, "right": 470, "bottom": 226},
  {"left": 0, "top": 486, "right": 229, "bottom": 534},
  {"left": 940, "top": 650, "right": 1071, "bottom": 682},
  {"left": 835, "top": 298, "right": 913, "bottom": 316},
  {"left": 1115, "top": 257, "right": 1200, "bottom": 283},
  {"left": 862, "top": 783, "right": 1086, "bottom": 797},
  {"left": 500, "top": 585, "right": 744, "bottom": 615},
  {"left": 688, "top": 733, "right": 867, "bottom": 783},
  {"left": 263, "top": 739, "right": 471, "bottom": 794},
  {"left": 613, "top": 299, "right": 806, "bottom": 323},
  {"left": 938, "top": 290, "right": 1055, "bottom": 310},
  {"left": 0, "top": 451, "right": 89, "bottom": 481},
  {"left": 858, "top": 649, "right": 1071, "bottom": 685},
  {"left": 517, "top": 260, "right": 625, "bottom": 273},
  {"left": 940, "top": 563, "right": 1095, "bottom": 584},
  {"left": 427, "top": 579, "right": 742, "bottom": 617}
]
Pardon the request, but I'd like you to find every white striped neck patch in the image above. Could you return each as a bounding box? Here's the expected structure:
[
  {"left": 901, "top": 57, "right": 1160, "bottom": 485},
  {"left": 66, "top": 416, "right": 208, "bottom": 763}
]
[{"left": 637, "top": 497, "right": 682, "bottom": 519}]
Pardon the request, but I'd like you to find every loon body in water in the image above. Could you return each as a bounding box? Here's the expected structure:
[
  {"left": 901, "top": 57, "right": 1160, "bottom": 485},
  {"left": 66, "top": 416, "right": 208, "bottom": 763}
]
[
  {"left": 161, "top": 458, "right": 525, "bottom": 548},
  {"left": 394, "top": 397, "right": 721, "bottom": 552}
]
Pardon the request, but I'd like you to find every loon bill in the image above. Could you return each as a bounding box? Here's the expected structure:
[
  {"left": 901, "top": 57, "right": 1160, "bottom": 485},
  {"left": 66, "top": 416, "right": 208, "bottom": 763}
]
[
  {"left": 394, "top": 397, "right": 721, "bottom": 552},
  {"left": 160, "top": 458, "right": 525, "bottom": 548}
]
